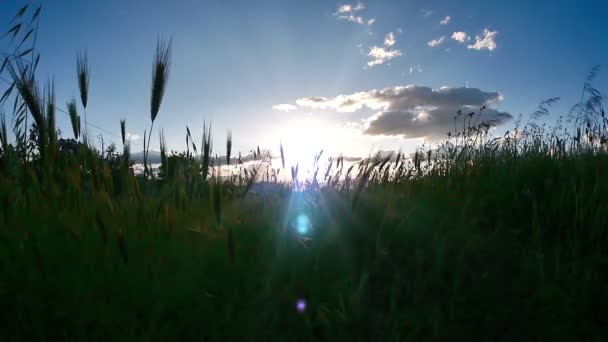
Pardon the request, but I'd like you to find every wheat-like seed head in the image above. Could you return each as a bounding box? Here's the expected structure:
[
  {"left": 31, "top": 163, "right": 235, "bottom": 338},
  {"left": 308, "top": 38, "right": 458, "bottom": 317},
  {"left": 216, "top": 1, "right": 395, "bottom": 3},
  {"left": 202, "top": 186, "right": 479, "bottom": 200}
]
[
  {"left": 9, "top": 62, "right": 44, "bottom": 133},
  {"left": 0, "top": 110, "right": 8, "bottom": 152},
  {"left": 120, "top": 119, "right": 126, "bottom": 146},
  {"left": 67, "top": 98, "right": 80, "bottom": 140},
  {"left": 45, "top": 79, "right": 56, "bottom": 148},
  {"left": 280, "top": 142, "right": 285, "bottom": 169},
  {"left": 226, "top": 130, "right": 232, "bottom": 166},
  {"left": 150, "top": 38, "right": 172, "bottom": 123},
  {"left": 76, "top": 51, "right": 89, "bottom": 109}
]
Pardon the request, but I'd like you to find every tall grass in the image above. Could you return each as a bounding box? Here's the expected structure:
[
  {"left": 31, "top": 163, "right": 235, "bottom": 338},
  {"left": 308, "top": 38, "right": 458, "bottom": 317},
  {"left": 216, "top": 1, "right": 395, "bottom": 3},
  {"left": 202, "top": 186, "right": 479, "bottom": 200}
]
[
  {"left": 76, "top": 50, "right": 89, "bottom": 141},
  {"left": 0, "top": 4, "right": 607, "bottom": 340},
  {"left": 144, "top": 38, "right": 172, "bottom": 178}
]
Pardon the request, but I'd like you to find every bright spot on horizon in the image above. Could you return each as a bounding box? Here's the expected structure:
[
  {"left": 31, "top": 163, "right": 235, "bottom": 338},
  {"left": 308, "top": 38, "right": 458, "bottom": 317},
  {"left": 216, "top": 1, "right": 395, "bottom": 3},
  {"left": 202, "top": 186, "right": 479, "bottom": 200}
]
[{"left": 277, "top": 117, "right": 360, "bottom": 177}]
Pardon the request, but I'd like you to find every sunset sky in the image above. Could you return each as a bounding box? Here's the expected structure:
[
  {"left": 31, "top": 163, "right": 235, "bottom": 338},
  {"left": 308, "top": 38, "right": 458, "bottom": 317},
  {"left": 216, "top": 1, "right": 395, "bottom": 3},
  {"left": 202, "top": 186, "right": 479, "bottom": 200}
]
[{"left": 1, "top": 0, "right": 606, "bottom": 164}]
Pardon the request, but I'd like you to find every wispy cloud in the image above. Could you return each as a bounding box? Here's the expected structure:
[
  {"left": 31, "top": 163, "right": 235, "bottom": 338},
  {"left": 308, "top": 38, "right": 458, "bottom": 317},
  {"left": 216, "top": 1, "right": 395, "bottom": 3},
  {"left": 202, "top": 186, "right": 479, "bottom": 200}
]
[
  {"left": 440, "top": 16, "right": 451, "bottom": 25},
  {"left": 427, "top": 36, "right": 446, "bottom": 47},
  {"left": 334, "top": 2, "right": 368, "bottom": 25},
  {"left": 272, "top": 104, "right": 297, "bottom": 112},
  {"left": 296, "top": 96, "right": 340, "bottom": 111},
  {"left": 336, "top": 3, "right": 365, "bottom": 13},
  {"left": 384, "top": 32, "right": 396, "bottom": 47},
  {"left": 409, "top": 65, "right": 423, "bottom": 74},
  {"left": 468, "top": 29, "right": 498, "bottom": 51},
  {"left": 367, "top": 18, "right": 375, "bottom": 25},
  {"left": 294, "top": 85, "right": 511, "bottom": 139},
  {"left": 451, "top": 31, "right": 470, "bottom": 43},
  {"left": 421, "top": 8, "right": 433, "bottom": 18},
  {"left": 341, "top": 15, "right": 364, "bottom": 24}
]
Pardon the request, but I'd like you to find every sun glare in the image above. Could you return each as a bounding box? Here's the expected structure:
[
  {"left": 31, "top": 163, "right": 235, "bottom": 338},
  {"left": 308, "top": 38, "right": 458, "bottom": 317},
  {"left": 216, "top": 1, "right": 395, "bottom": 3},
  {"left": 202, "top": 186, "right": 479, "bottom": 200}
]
[{"left": 278, "top": 117, "right": 336, "bottom": 176}]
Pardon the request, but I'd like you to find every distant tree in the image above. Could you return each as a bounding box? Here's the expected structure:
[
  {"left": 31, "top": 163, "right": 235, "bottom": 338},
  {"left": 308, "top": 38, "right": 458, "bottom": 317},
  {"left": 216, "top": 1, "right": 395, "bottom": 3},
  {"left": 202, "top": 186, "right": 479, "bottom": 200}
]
[
  {"left": 58, "top": 138, "right": 80, "bottom": 155},
  {"left": 102, "top": 142, "right": 122, "bottom": 171}
]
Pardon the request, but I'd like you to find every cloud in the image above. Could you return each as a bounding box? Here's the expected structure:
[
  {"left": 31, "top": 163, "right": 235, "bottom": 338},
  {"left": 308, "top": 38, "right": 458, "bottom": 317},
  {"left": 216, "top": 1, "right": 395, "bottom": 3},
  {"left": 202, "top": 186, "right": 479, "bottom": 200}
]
[
  {"left": 296, "top": 95, "right": 373, "bottom": 112},
  {"left": 337, "top": 4, "right": 354, "bottom": 13},
  {"left": 294, "top": 85, "right": 512, "bottom": 139},
  {"left": 362, "top": 32, "right": 400, "bottom": 67},
  {"left": 440, "top": 16, "right": 451, "bottom": 25},
  {"left": 339, "top": 15, "right": 364, "bottom": 24},
  {"left": 334, "top": 2, "right": 367, "bottom": 25},
  {"left": 367, "top": 46, "right": 402, "bottom": 66},
  {"left": 273, "top": 104, "right": 297, "bottom": 112},
  {"left": 468, "top": 29, "right": 498, "bottom": 51},
  {"left": 421, "top": 8, "right": 433, "bottom": 18},
  {"left": 365, "top": 106, "right": 511, "bottom": 138},
  {"left": 367, "top": 18, "right": 375, "bottom": 25},
  {"left": 409, "top": 65, "right": 423, "bottom": 74},
  {"left": 384, "top": 32, "right": 396, "bottom": 47},
  {"left": 336, "top": 3, "right": 365, "bottom": 13},
  {"left": 296, "top": 86, "right": 504, "bottom": 112},
  {"left": 126, "top": 133, "right": 141, "bottom": 141},
  {"left": 427, "top": 36, "right": 445, "bottom": 47},
  {"left": 451, "top": 31, "right": 470, "bottom": 43}
]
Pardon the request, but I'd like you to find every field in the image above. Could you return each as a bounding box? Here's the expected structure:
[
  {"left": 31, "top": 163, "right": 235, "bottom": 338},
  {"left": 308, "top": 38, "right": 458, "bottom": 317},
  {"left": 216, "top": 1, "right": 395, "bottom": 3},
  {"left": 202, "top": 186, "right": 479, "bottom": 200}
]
[{"left": 1, "top": 5, "right": 608, "bottom": 341}]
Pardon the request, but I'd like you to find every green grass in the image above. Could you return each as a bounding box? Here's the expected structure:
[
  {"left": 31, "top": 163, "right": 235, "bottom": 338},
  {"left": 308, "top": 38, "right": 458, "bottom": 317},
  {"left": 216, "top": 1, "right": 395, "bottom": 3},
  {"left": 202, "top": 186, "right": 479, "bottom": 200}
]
[
  {"left": 1, "top": 128, "right": 608, "bottom": 340},
  {"left": 1, "top": 5, "right": 608, "bottom": 340}
]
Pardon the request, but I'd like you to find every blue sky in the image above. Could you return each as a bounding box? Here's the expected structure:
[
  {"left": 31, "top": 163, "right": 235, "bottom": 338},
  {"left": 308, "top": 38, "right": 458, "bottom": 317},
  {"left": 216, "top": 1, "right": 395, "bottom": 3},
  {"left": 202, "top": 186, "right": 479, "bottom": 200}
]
[{"left": 1, "top": 0, "right": 606, "bottom": 162}]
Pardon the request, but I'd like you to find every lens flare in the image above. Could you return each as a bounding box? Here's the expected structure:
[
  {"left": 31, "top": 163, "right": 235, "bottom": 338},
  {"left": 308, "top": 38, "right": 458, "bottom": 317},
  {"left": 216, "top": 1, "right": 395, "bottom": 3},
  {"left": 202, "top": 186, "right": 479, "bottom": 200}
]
[
  {"left": 295, "top": 214, "right": 311, "bottom": 235},
  {"left": 296, "top": 299, "right": 306, "bottom": 313}
]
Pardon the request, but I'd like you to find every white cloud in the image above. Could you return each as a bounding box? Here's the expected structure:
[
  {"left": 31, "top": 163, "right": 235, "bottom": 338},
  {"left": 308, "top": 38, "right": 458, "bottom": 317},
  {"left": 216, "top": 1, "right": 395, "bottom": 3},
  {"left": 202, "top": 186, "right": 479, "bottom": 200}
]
[
  {"left": 353, "top": 3, "right": 365, "bottom": 11},
  {"left": 126, "top": 133, "right": 141, "bottom": 141},
  {"left": 337, "top": 4, "right": 354, "bottom": 13},
  {"left": 335, "top": 2, "right": 367, "bottom": 25},
  {"left": 294, "top": 85, "right": 511, "bottom": 139},
  {"left": 409, "top": 65, "right": 423, "bottom": 74},
  {"left": 427, "top": 36, "right": 445, "bottom": 47},
  {"left": 468, "top": 29, "right": 498, "bottom": 51},
  {"left": 440, "top": 16, "right": 451, "bottom": 25},
  {"left": 338, "top": 15, "right": 364, "bottom": 24},
  {"left": 367, "top": 46, "right": 402, "bottom": 66},
  {"left": 384, "top": 32, "right": 396, "bottom": 47},
  {"left": 451, "top": 31, "right": 470, "bottom": 43},
  {"left": 336, "top": 3, "right": 365, "bottom": 14},
  {"left": 273, "top": 104, "right": 297, "bottom": 112},
  {"left": 421, "top": 8, "right": 433, "bottom": 18},
  {"left": 367, "top": 18, "right": 375, "bottom": 25}
]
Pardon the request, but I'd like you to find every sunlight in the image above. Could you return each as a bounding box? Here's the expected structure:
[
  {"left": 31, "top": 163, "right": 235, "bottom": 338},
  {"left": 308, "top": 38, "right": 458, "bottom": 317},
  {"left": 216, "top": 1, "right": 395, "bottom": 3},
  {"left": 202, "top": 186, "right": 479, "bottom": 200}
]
[
  {"left": 277, "top": 116, "right": 363, "bottom": 179},
  {"left": 278, "top": 117, "right": 329, "bottom": 178}
]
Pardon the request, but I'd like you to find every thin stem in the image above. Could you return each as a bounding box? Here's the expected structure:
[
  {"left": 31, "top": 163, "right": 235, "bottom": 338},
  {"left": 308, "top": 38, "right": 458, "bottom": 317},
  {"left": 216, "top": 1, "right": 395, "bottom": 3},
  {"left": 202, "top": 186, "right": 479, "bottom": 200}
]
[{"left": 145, "top": 120, "right": 155, "bottom": 178}]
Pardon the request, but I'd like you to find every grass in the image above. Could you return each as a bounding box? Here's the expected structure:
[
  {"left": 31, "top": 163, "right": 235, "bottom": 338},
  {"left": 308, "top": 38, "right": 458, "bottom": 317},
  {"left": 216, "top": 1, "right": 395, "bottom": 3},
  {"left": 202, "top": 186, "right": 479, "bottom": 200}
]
[{"left": 1, "top": 4, "right": 608, "bottom": 341}]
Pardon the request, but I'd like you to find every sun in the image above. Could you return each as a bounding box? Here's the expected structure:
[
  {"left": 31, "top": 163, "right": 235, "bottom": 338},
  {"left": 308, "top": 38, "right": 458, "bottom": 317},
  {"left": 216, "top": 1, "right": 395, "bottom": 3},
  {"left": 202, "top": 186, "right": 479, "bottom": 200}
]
[
  {"left": 277, "top": 117, "right": 335, "bottom": 178},
  {"left": 273, "top": 115, "right": 375, "bottom": 182}
]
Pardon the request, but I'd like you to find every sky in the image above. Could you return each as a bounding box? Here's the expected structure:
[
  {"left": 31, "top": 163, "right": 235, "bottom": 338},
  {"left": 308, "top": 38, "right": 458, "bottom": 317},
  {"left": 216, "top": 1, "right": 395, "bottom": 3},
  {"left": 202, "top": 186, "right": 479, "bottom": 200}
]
[{"left": 1, "top": 0, "right": 607, "bottom": 167}]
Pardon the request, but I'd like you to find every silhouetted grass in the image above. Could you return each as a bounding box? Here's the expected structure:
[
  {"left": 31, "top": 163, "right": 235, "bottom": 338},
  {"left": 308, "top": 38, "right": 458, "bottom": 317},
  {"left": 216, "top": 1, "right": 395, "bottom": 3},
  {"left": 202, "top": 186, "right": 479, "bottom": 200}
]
[{"left": 1, "top": 5, "right": 608, "bottom": 341}]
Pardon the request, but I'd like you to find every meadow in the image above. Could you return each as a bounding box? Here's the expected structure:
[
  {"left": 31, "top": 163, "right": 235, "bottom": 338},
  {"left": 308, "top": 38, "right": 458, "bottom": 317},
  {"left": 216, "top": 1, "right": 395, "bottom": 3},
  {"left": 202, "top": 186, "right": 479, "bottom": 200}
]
[{"left": 1, "top": 5, "right": 608, "bottom": 341}]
